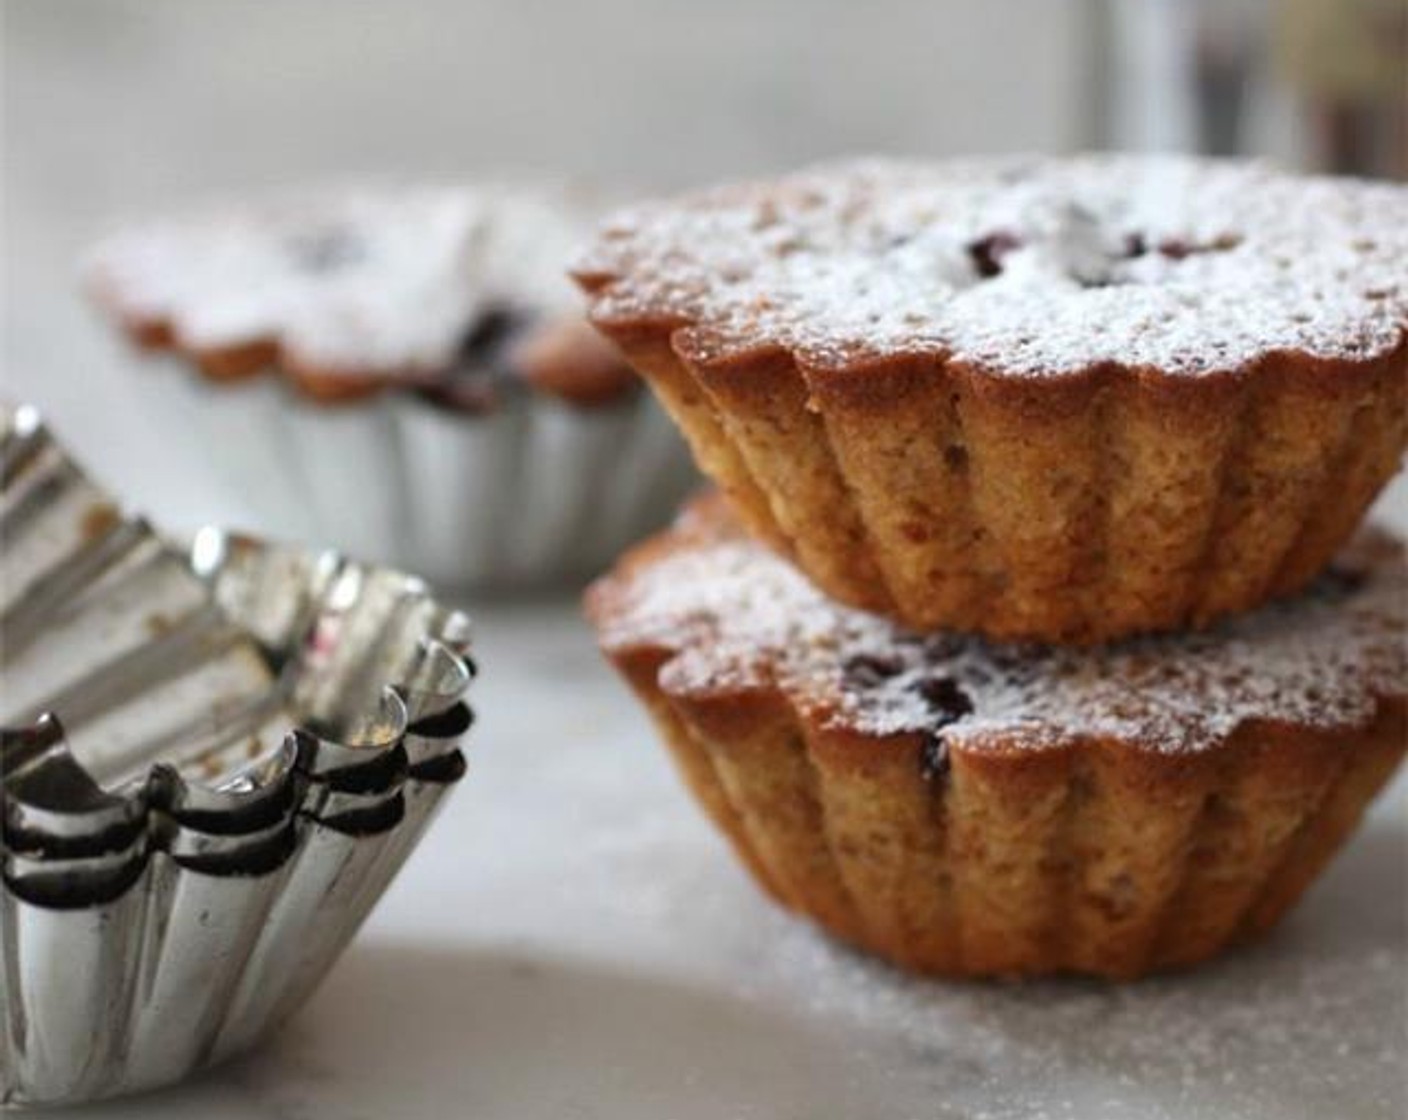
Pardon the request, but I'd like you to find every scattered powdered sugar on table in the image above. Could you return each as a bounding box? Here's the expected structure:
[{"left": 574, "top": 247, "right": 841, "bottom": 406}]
[
  {"left": 747, "top": 887, "right": 1406, "bottom": 1120},
  {"left": 594, "top": 512, "right": 1404, "bottom": 754},
  {"left": 84, "top": 184, "right": 599, "bottom": 374},
  {"left": 578, "top": 155, "right": 1408, "bottom": 376}
]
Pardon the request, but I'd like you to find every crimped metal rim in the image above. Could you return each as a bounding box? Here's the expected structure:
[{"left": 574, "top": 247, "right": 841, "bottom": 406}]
[
  {"left": 0, "top": 401, "right": 477, "bottom": 1107},
  {"left": 1, "top": 399, "right": 475, "bottom": 881}
]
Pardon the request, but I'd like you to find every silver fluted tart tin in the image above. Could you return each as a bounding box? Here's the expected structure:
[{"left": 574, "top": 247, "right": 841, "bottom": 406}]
[
  {"left": 124, "top": 359, "right": 696, "bottom": 589},
  {"left": 0, "top": 403, "right": 476, "bottom": 1107}
]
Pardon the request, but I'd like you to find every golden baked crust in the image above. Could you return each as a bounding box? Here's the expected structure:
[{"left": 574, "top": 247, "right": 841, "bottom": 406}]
[
  {"left": 575, "top": 157, "right": 1408, "bottom": 642},
  {"left": 585, "top": 496, "right": 1407, "bottom": 978}
]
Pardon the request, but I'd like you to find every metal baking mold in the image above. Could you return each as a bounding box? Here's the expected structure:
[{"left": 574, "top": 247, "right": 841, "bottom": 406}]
[{"left": 0, "top": 402, "right": 475, "bottom": 1106}]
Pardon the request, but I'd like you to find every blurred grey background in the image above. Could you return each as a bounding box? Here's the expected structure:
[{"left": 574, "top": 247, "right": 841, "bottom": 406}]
[{"left": 3, "top": 0, "right": 1405, "bottom": 532}]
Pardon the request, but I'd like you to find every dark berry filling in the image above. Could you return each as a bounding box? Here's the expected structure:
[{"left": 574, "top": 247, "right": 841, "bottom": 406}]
[
  {"left": 423, "top": 304, "right": 536, "bottom": 412},
  {"left": 913, "top": 675, "right": 974, "bottom": 722},
  {"left": 841, "top": 652, "right": 905, "bottom": 688},
  {"left": 912, "top": 675, "right": 973, "bottom": 784},
  {"left": 967, "top": 232, "right": 1023, "bottom": 278}
]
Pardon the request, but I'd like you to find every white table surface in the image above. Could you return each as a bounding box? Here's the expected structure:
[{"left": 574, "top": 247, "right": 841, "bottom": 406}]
[{"left": 12, "top": 590, "right": 1404, "bottom": 1120}]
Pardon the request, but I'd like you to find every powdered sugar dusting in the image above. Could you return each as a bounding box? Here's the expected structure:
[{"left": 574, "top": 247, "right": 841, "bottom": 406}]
[
  {"left": 595, "top": 509, "right": 1405, "bottom": 754},
  {"left": 753, "top": 887, "right": 1406, "bottom": 1120},
  {"left": 578, "top": 156, "right": 1408, "bottom": 375},
  {"left": 85, "top": 184, "right": 600, "bottom": 376}
]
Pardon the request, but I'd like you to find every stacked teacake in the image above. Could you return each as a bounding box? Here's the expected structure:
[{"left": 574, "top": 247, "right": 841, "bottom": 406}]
[{"left": 576, "top": 156, "right": 1408, "bottom": 979}]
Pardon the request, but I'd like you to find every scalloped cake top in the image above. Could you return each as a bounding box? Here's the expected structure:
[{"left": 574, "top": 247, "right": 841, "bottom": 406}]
[
  {"left": 85, "top": 184, "right": 605, "bottom": 377},
  {"left": 576, "top": 155, "right": 1408, "bottom": 376},
  {"left": 591, "top": 498, "right": 1405, "bottom": 755}
]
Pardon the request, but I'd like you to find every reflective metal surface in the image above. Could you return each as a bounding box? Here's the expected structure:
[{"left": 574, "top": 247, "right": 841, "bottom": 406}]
[{"left": 0, "top": 403, "right": 475, "bottom": 1107}]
